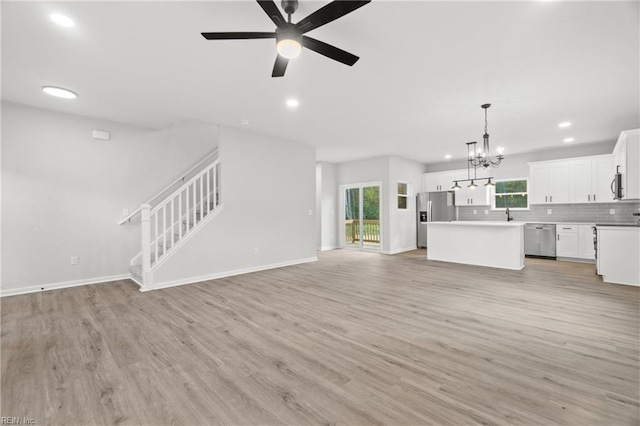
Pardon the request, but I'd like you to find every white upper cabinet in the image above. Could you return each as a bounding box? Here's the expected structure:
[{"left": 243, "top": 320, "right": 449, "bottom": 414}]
[
  {"left": 530, "top": 155, "right": 617, "bottom": 205},
  {"left": 592, "top": 156, "right": 615, "bottom": 202},
  {"left": 612, "top": 129, "right": 640, "bottom": 200},
  {"left": 568, "top": 155, "right": 614, "bottom": 203},
  {"left": 423, "top": 170, "right": 465, "bottom": 192},
  {"left": 455, "top": 186, "right": 491, "bottom": 206},
  {"left": 454, "top": 168, "right": 491, "bottom": 206},
  {"left": 529, "top": 162, "right": 570, "bottom": 204}
]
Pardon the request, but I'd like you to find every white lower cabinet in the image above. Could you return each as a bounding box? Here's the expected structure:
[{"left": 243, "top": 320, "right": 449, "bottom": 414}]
[
  {"left": 556, "top": 225, "right": 578, "bottom": 258},
  {"left": 555, "top": 223, "right": 595, "bottom": 260},
  {"left": 578, "top": 224, "right": 596, "bottom": 260}
]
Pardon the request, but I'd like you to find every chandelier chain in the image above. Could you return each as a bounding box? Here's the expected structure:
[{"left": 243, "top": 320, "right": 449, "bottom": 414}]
[{"left": 484, "top": 107, "right": 488, "bottom": 135}]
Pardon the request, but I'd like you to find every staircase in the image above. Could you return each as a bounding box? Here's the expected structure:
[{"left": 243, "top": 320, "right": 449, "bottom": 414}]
[{"left": 122, "top": 153, "right": 222, "bottom": 291}]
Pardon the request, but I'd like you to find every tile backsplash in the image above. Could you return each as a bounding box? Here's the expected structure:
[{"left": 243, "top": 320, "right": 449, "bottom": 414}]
[{"left": 458, "top": 202, "right": 640, "bottom": 223}]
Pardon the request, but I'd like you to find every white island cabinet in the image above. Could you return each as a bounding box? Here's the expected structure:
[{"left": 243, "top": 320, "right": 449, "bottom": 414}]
[
  {"left": 597, "top": 225, "right": 640, "bottom": 286},
  {"left": 426, "top": 221, "right": 526, "bottom": 270}
]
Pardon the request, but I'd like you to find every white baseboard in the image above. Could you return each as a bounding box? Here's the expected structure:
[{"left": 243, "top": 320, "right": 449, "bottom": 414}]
[
  {"left": 556, "top": 257, "right": 596, "bottom": 264},
  {"left": 319, "top": 246, "right": 337, "bottom": 251},
  {"left": 0, "top": 274, "right": 130, "bottom": 298},
  {"left": 148, "top": 256, "right": 319, "bottom": 292},
  {"left": 129, "top": 275, "right": 143, "bottom": 288},
  {"left": 383, "top": 246, "right": 418, "bottom": 255}
]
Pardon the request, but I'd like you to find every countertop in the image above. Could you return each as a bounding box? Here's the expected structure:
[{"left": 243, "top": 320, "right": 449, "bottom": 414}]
[
  {"left": 596, "top": 223, "right": 640, "bottom": 228},
  {"left": 427, "top": 221, "right": 526, "bottom": 227}
]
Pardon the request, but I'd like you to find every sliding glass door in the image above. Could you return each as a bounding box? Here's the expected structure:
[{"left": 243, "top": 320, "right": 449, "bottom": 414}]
[{"left": 342, "top": 183, "right": 381, "bottom": 250}]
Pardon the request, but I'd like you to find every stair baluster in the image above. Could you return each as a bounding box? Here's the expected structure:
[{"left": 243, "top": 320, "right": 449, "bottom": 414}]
[{"left": 132, "top": 159, "right": 221, "bottom": 290}]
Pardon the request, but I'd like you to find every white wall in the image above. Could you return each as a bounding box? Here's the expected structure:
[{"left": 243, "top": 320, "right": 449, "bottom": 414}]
[
  {"left": 388, "top": 156, "right": 426, "bottom": 253},
  {"left": 316, "top": 162, "right": 338, "bottom": 251},
  {"left": 1, "top": 102, "right": 217, "bottom": 295},
  {"left": 152, "top": 126, "right": 317, "bottom": 287}
]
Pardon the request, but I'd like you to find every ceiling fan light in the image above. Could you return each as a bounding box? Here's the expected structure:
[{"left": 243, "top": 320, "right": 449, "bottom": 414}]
[{"left": 277, "top": 38, "right": 302, "bottom": 59}]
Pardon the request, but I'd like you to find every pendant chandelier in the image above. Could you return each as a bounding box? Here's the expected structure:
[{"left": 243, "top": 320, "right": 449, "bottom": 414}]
[
  {"left": 451, "top": 103, "right": 505, "bottom": 191},
  {"left": 468, "top": 103, "right": 504, "bottom": 169}
]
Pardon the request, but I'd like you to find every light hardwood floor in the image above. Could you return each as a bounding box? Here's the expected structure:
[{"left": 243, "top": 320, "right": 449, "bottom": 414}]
[{"left": 1, "top": 250, "right": 639, "bottom": 425}]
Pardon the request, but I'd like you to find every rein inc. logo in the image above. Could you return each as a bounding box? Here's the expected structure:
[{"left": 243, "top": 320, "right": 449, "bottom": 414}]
[{"left": 0, "top": 418, "right": 35, "bottom": 425}]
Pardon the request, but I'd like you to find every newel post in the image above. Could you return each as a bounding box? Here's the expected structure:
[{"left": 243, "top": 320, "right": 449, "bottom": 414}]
[{"left": 140, "top": 204, "right": 152, "bottom": 290}]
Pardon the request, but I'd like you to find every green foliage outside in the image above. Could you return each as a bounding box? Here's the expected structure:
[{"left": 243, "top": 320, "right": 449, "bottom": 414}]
[
  {"left": 345, "top": 188, "right": 359, "bottom": 220},
  {"left": 363, "top": 187, "right": 380, "bottom": 220},
  {"left": 495, "top": 179, "right": 528, "bottom": 208},
  {"left": 345, "top": 186, "right": 380, "bottom": 220},
  {"left": 495, "top": 180, "right": 527, "bottom": 193},
  {"left": 495, "top": 194, "right": 528, "bottom": 208}
]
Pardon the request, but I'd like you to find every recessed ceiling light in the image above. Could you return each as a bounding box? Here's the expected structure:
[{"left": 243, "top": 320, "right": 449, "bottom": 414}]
[
  {"left": 286, "top": 99, "right": 299, "bottom": 108},
  {"left": 444, "top": 154, "right": 452, "bottom": 159},
  {"left": 50, "top": 13, "right": 75, "bottom": 28},
  {"left": 42, "top": 86, "right": 77, "bottom": 99},
  {"left": 240, "top": 119, "right": 250, "bottom": 125},
  {"left": 558, "top": 121, "right": 571, "bottom": 128},
  {"left": 563, "top": 137, "right": 575, "bottom": 143}
]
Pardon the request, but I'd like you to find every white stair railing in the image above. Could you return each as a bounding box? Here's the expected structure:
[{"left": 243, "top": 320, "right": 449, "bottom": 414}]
[
  {"left": 135, "top": 158, "right": 221, "bottom": 289},
  {"left": 119, "top": 149, "right": 218, "bottom": 225}
]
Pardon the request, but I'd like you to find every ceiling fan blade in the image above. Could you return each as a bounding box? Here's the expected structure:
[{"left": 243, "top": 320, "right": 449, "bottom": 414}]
[
  {"left": 296, "top": 1, "right": 370, "bottom": 34},
  {"left": 302, "top": 36, "right": 359, "bottom": 66},
  {"left": 257, "top": 0, "right": 286, "bottom": 27},
  {"left": 201, "top": 32, "right": 276, "bottom": 40},
  {"left": 272, "top": 55, "right": 289, "bottom": 77}
]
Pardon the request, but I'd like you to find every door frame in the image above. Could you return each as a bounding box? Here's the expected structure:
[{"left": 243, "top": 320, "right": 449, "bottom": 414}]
[{"left": 338, "top": 181, "right": 383, "bottom": 252}]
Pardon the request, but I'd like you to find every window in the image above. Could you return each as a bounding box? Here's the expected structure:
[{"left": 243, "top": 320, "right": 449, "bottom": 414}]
[
  {"left": 494, "top": 179, "right": 528, "bottom": 209},
  {"left": 397, "top": 182, "right": 409, "bottom": 210}
]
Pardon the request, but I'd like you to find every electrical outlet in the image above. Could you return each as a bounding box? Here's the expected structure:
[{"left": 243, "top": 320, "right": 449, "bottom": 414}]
[
  {"left": 70, "top": 256, "right": 79, "bottom": 265},
  {"left": 610, "top": 209, "right": 615, "bottom": 215},
  {"left": 547, "top": 209, "right": 552, "bottom": 214},
  {"left": 122, "top": 208, "right": 129, "bottom": 217},
  {"left": 484, "top": 210, "right": 489, "bottom": 215},
  {"left": 254, "top": 248, "right": 259, "bottom": 254},
  {"left": 308, "top": 209, "right": 313, "bottom": 216},
  {"left": 473, "top": 209, "right": 477, "bottom": 215}
]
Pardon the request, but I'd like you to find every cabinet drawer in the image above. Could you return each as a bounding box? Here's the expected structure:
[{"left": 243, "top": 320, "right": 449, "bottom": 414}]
[{"left": 557, "top": 224, "right": 578, "bottom": 233}]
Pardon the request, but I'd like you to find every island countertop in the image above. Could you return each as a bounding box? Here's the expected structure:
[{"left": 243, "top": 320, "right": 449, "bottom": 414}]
[{"left": 427, "top": 221, "right": 526, "bottom": 227}]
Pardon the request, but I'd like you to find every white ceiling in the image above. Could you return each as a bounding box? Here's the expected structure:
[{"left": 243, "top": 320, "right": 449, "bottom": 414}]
[{"left": 2, "top": 1, "right": 639, "bottom": 164}]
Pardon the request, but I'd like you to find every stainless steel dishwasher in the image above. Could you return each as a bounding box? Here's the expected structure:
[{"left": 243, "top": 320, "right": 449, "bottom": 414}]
[{"left": 525, "top": 223, "right": 557, "bottom": 258}]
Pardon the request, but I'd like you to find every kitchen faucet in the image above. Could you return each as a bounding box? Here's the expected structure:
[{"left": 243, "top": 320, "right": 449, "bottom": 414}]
[{"left": 506, "top": 207, "right": 513, "bottom": 222}]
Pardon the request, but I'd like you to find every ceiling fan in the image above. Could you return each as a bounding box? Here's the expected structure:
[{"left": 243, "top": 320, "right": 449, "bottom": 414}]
[{"left": 201, "top": 0, "right": 370, "bottom": 77}]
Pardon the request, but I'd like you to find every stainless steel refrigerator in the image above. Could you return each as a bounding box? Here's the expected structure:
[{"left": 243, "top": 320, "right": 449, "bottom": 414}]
[{"left": 417, "top": 192, "right": 456, "bottom": 248}]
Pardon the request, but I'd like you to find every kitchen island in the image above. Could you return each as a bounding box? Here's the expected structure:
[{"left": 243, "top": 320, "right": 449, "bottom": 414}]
[
  {"left": 427, "top": 221, "right": 526, "bottom": 270},
  {"left": 596, "top": 224, "right": 640, "bottom": 286}
]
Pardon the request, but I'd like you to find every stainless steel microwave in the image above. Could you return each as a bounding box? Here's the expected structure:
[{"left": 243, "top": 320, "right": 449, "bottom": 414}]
[{"left": 612, "top": 165, "right": 623, "bottom": 200}]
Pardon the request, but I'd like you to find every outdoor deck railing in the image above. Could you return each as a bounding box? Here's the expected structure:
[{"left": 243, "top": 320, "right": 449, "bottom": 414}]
[{"left": 345, "top": 220, "right": 380, "bottom": 243}]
